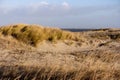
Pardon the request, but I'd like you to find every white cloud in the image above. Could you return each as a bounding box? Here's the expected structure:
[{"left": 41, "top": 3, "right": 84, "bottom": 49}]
[
  {"left": 29, "top": 1, "right": 49, "bottom": 9},
  {"left": 62, "top": 2, "right": 70, "bottom": 9},
  {"left": 28, "top": 1, "right": 49, "bottom": 13},
  {"left": 40, "top": 1, "right": 49, "bottom": 6}
]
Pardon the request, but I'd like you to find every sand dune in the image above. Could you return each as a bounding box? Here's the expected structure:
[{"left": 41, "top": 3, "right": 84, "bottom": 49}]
[{"left": 0, "top": 24, "right": 120, "bottom": 80}]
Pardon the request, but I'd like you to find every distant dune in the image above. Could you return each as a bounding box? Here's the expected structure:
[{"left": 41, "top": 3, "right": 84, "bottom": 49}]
[{"left": 0, "top": 24, "right": 120, "bottom": 80}]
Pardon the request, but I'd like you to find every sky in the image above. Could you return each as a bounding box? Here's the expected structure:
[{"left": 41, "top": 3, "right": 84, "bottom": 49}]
[{"left": 0, "top": 0, "right": 120, "bottom": 28}]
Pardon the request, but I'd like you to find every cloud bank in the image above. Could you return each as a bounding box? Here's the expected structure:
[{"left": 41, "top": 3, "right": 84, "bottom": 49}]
[{"left": 0, "top": 1, "right": 120, "bottom": 28}]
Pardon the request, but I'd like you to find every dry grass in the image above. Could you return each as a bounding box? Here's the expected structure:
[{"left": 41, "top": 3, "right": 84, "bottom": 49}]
[
  {"left": 0, "top": 66, "right": 119, "bottom": 80},
  {"left": 0, "top": 24, "right": 120, "bottom": 80},
  {"left": 88, "top": 29, "right": 120, "bottom": 40},
  {"left": 0, "top": 24, "right": 81, "bottom": 46},
  {"left": 0, "top": 51, "right": 119, "bottom": 80}
]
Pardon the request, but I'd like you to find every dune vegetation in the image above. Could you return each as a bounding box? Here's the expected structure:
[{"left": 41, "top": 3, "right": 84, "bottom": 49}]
[
  {"left": 0, "top": 24, "right": 81, "bottom": 46},
  {"left": 0, "top": 24, "right": 120, "bottom": 80}
]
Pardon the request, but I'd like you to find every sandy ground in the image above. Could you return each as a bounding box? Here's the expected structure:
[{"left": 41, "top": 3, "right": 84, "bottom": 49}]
[
  {"left": 0, "top": 29, "right": 120, "bottom": 79},
  {"left": 0, "top": 30, "right": 120, "bottom": 69}
]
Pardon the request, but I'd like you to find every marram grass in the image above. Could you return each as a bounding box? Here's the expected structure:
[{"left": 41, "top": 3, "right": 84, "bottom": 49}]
[{"left": 0, "top": 24, "right": 81, "bottom": 46}]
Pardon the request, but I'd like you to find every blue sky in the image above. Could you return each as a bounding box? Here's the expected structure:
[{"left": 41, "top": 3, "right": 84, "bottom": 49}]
[{"left": 0, "top": 0, "right": 120, "bottom": 28}]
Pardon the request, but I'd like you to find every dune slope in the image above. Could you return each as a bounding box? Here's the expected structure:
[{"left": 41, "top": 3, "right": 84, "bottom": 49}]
[{"left": 0, "top": 24, "right": 120, "bottom": 80}]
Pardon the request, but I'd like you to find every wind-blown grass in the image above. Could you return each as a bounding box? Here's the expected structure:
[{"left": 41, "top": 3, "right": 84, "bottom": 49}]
[
  {"left": 0, "top": 25, "right": 120, "bottom": 80},
  {"left": 0, "top": 51, "right": 119, "bottom": 80},
  {"left": 0, "top": 24, "right": 81, "bottom": 46}
]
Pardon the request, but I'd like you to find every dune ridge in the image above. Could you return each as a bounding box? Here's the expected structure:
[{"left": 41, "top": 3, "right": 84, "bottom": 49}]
[{"left": 0, "top": 24, "right": 82, "bottom": 46}]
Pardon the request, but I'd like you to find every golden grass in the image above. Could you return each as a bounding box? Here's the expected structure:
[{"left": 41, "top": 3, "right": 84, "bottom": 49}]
[
  {"left": 0, "top": 37, "right": 119, "bottom": 80},
  {"left": 0, "top": 51, "right": 119, "bottom": 80},
  {"left": 0, "top": 66, "right": 119, "bottom": 80},
  {"left": 0, "top": 24, "right": 120, "bottom": 80},
  {"left": 0, "top": 24, "right": 81, "bottom": 46}
]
